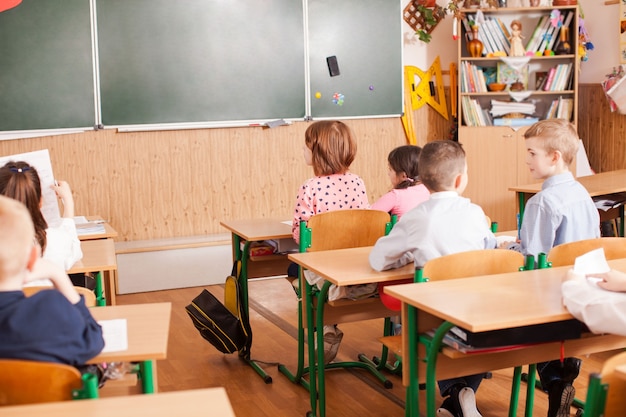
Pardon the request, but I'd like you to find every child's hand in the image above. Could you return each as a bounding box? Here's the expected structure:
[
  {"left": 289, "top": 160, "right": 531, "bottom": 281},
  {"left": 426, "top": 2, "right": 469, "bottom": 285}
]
[
  {"left": 51, "top": 180, "right": 72, "bottom": 202},
  {"left": 595, "top": 269, "right": 626, "bottom": 293},
  {"left": 26, "top": 257, "right": 80, "bottom": 304},
  {"left": 50, "top": 180, "right": 75, "bottom": 218},
  {"left": 25, "top": 257, "right": 67, "bottom": 284}
]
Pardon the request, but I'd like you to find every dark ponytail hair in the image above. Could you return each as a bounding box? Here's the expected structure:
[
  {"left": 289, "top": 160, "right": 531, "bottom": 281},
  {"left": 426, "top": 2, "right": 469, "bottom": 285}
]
[
  {"left": 388, "top": 145, "right": 421, "bottom": 190},
  {"left": 0, "top": 161, "right": 48, "bottom": 251}
]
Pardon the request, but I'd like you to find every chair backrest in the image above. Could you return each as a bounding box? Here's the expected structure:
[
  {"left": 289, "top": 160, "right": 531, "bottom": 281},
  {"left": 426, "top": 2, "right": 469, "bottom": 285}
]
[
  {"left": 584, "top": 351, "right": 626, "bottom": 417},
  {"left": 0, "top": 359, "right": 84, "bottom": 405},
  {"left": 22, "top": 286, "right": 97, "bottom": 307},
  {"left": 547, "top": 237, "right": 626, "bottom": 267},
  {"left": 422, "top": 249, "right": 525, "bottom": 281},
  {"left": 301, "top": 209, "right": 392, "bottom": 252}
]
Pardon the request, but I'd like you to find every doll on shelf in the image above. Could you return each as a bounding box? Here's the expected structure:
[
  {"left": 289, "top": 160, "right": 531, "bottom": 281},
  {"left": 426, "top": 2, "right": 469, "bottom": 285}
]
[{"left": 508, "top": 20, "right": 526, "bottom": 57}]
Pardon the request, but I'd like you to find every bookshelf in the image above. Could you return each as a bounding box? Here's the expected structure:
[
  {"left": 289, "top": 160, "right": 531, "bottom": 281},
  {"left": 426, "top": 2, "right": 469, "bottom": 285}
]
[{"left": 457, "top": 5, "right": 579, "bottom": 230}]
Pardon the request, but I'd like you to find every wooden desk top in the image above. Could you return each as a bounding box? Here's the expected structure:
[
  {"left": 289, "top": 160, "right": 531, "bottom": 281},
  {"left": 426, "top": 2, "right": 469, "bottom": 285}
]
[
  {"left": 220, "top": 218, "right": 292, "bottom": 241},
  {"left": 0, "top": 388, "right": 235, "bottom": 417},
  {"left": 77, "top": 216, "right": 118, "bottom": 240},
  {"left": 385, "top": 258, "right": 626, "bottom": 333},
  {"left": 509, "top": 169, "right": 626, "bottom": 196},
  {"left": 67, "top": 238, "right": 117, "bottom": 274},
  {"left": 89, "top": 302, "right": 171, "bottom": 363},
  {"left": 288, "top": 246, "right": 414, "bottom": 286}
]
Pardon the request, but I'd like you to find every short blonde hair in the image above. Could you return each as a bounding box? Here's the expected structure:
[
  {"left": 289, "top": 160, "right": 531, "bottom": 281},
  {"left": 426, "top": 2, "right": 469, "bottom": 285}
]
[
  {"left": 418, "top": 140, "right": 466, "bottom": 192},
  {"left": 523, "top": 119, "right": 579, "bottom": 166},
  {"left": 305, "top": 120, "right": 357, "bottom": 176},
  {"left": 0, "top": 195, "right": 34, "bottom": 281}
]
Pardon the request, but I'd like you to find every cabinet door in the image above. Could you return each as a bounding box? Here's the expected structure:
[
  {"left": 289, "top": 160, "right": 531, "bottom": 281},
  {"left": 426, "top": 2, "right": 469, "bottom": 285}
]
[{"left": 460, "top": 126, "right": 520, "bottom": 231}]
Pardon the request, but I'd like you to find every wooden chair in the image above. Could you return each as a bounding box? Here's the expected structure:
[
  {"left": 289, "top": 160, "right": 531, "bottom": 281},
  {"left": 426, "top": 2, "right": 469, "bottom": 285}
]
[
  {"left": 398, "top": 249, "right": 526, "bottom": 417},
  {"left": 23, "top": 285, "right": 97, "bottom": 307},
  {"left": 278, "top": 209, "right": 394, "bottom": 417},
  {"left": 583, "top": 350, "right": 626, "bottom": 417},
  {"left": 0, "top": 359, "right": 98, "bottom": 405},
  {"left": 547, "top": 237, "right": 626, "bottom": 267}
]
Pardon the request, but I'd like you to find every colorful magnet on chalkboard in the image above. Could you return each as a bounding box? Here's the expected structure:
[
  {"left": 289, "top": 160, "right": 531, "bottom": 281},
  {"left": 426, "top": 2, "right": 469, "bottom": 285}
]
[
  {"left": 369, "top": 85, "right": 374, "bottom": 91},
  {"left": 332, "top": 93, "right": 344, "bottom": 106},
  {"left": 0, "top": 0, "right": 21, "bottom": 13},
  {"left": 315, "top": 92, "right": 322, "bottom": 99}
]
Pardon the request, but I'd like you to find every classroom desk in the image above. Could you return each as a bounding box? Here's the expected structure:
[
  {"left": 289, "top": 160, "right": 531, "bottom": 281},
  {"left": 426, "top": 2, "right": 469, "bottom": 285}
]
[
  {"left": 288, "top": 247, "right": 414, "bottom": 417},
  {"left": 509, "top": 169, "right": 626, "bottom": 236},
  {"left": 0, "top": 387, "right": 235, "bottom": 417},
  {"left": 68, "top": 238, "right": 118, "bottom": 306},
  {"left": 219, "top": 218, "right": 293, "bottom": 383},
  {"left": 77, "top": 216, "right": 118, "bottom": 241},
  {"left": 385, "top": 258, "right": 626, "bottom": 417},
  {"left": 89, "top": 302, "right": 171, "bottom": 394}
]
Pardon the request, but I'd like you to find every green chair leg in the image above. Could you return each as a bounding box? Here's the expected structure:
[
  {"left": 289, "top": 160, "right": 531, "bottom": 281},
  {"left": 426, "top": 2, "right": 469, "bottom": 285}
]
[
  {"left": 138, "top": 360, "right": 156, "bottom": 394},
  {"left": 73, "top": 372, "right": 99, "bottom": 400},
  {"left": 94, "top": 271, "right": 106, "bottom": 306},
  {"left": 358, "top": 317, "right": 402, "bottom": 375}
]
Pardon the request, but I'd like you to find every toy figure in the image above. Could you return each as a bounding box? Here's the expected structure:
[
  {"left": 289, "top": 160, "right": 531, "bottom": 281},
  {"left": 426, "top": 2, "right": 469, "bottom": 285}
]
[{"left": 509, "top": 20, "right": 526, "bottom": 57}]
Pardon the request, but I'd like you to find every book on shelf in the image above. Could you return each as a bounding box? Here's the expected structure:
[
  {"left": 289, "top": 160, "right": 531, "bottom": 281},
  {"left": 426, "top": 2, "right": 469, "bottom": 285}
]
[
  {"left": 525, "top": 15, "right": 549, "bottom": 54},
  {"left": 497, "top": 61, "right": 528, "bottom": 90},
  {"left": 492, "top": 17, "right": 511, "bottom": 54},
  {"left": 545, "top": 98, "right": 559, "bottom": 119},
  {"left": 490, "top": 99, "right": 536, "bottom": 117},
  {"left": 481, "top": 19, "right": 504, "bottom": 52},
  {"left": 550, "top": 10, "right": 575, "bottom": 53},
  {"left": 493, "top": 117, "right": 539, "bottom": 127},
  {"left": 543, "top": 66, "right": 557, "bottom": 91},
  {"left": 462, "top": 96, "right": 489, "bottom": 127},
  {"left": 537, "top": 22, "right": 557, "bottom": 54},
  {"left": 556, "top": 97, "right": 574, "bottom": 121}
]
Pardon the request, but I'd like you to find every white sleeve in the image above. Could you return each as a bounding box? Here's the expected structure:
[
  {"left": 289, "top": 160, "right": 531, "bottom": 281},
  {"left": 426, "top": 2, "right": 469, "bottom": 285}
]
[
  {"left": 562, "top": 280, "right": 626, "bottom": 337},
  {"left": 43, "top": 218, "right": 83, "bottom": 271},
  {"left": 369, "top": 221, "right": 414, "bottom": 271}
]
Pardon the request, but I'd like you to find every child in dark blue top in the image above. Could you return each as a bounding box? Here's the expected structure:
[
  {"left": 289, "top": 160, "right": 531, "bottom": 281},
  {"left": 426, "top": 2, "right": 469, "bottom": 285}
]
[{"left": 0, "top": 195, "right": 104, "bottom": 365}]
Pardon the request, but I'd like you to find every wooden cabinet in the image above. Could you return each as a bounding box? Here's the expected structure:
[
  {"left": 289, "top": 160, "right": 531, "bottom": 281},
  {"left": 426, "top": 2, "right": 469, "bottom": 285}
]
[{"left": 457, "top": 5, "right": 579, "bottom": 230}]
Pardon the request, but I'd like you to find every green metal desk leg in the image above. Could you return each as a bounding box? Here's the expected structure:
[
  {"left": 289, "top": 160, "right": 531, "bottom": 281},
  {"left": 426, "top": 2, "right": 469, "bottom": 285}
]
[
  {"left": 232, "top": 233, "right": 272, "bottom": 383},
  {"left": 406, "top": 304, "right": 419, "bottom": 417},
  {"left": 518, "top": 192, "right": 526, "bottom": 229},
  {"left": 524, "top": 363, "right": 536, "bottom": 417},
  {"left": 425, "top": 321, "right": 455, "bottom": 417},
  {"left": 509, "top": 366, "right": 522, "bottom": 417},
  {"left": 620, "top": 205, "right": 625, "bottom": 237},
  {"left": 139, "top": 360, "right": 155, "bottom": 394}
]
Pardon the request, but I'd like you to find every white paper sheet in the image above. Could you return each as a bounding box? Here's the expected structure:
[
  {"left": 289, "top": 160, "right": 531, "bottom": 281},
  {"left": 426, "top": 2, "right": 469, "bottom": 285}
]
[{"left": 99, "top": 319, "right": 128, "bottom": 353}]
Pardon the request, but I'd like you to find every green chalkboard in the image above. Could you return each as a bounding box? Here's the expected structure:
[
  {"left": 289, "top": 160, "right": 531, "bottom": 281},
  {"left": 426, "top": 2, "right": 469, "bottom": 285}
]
[
  {"left": 0, "top": 0, "right": 96, "bottom": 131},
  {"left": 308, "top": 0, "right": 403, "bottom": 118},
  {"left": 96, "top": 0, "right": 306, "bottom": 126},
  {"left": 0, "top": 0, "right": 402, "bottom": 132}
]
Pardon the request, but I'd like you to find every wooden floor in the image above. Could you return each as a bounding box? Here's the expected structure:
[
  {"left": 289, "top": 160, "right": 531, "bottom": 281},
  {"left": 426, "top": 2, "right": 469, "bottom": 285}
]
[{"left": 114, "top": 278, "right": 619, "bottom": 417}]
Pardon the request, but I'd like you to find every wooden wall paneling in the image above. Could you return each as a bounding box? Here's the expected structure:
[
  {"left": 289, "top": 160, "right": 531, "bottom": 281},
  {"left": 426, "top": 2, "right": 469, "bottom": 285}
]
[
  {"left": 0, "top": 111, "right": 465, "bottom": 243},
  {"left": 578, "top": 84, "right": 626, "bottom": 174}
]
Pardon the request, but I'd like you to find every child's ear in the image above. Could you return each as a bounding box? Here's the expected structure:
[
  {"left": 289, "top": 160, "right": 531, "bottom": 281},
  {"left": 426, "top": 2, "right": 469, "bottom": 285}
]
[
  {"left": 453, "top": 173, "right": 463, "bottom": 189},
  {"left": 550, "top": 150, "right": 562, "bottom": 165},
  {"left": 26, "top": 245, "right": 38, "bottom": 272}
]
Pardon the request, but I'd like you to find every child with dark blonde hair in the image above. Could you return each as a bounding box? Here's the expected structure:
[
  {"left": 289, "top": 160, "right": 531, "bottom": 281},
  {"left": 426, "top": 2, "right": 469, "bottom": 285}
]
[
  {"left": 0, "top": 195, "right": 104, "bottom": 365},
  {"left": 502, "top": 118, "right": 599, "bottom": 417}
]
